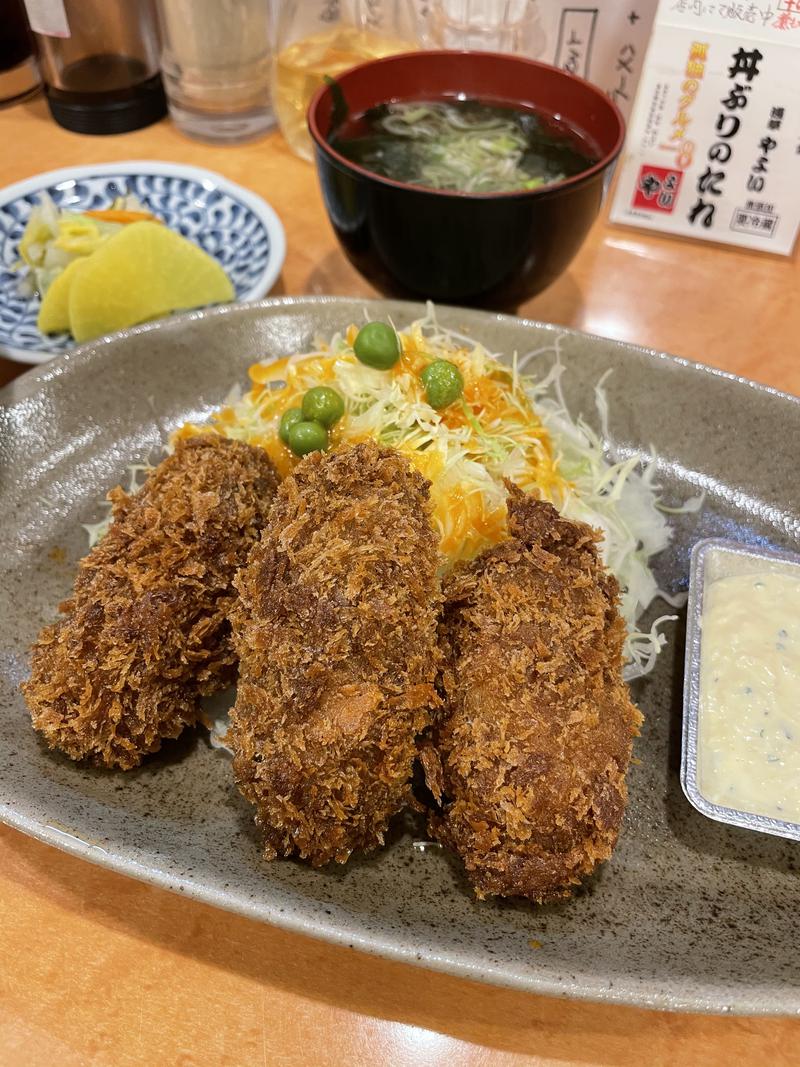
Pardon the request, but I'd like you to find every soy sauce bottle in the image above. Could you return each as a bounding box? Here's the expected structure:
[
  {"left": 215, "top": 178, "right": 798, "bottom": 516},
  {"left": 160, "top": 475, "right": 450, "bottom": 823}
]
[
  {"left": 0, "top": 0, "right": 40, "bottom": 106},
  {"left": 23, "top": 0, "right": 166, "bottom": 134}
]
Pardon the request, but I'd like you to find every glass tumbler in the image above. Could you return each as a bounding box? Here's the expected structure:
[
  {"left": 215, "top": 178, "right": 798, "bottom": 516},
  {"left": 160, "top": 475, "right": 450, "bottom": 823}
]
[
  {"left": 155, "top": 0, "right": 275, "bottom": 144},
  {"left": 418, "top": 0, "right": 546, "bottom": 56},
  {"left": 273, "top": 0, "right": 418, "bottom": 162}
]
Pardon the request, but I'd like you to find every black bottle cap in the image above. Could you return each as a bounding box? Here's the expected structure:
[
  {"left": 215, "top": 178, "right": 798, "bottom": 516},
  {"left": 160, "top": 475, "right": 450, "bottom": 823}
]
[{"left": 45, "top": 75, "right": 167, "bottom": 135}]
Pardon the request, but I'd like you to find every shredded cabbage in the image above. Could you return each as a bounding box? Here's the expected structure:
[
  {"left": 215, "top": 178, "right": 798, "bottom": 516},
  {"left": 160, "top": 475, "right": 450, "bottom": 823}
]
[
  {"left": 518, "top": 335, "right": 700, "bottom": 677},
  {"left": 409, "top": 307, "right": 697, "bottom": 678},
  {"left": 331, "top": 100, "right": 588, "bottom": 194},
  {"left": 91, "top": 306, "right": 697, "bottom": 680},
  {"left": 179, "top": 309, "right": 567, "bottom": 566}
]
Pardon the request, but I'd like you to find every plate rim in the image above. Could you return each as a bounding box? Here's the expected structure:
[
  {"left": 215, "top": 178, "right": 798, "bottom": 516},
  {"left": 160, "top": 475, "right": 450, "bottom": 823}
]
[
  {"left": 0, "top": 160, "right": 287, "bottom": 366},
  {"left": 4, "top": 294, "right": 800, "bottom": 410},
  {"left": 2, "top": 296, "right": 800, "bottom": 1017}
]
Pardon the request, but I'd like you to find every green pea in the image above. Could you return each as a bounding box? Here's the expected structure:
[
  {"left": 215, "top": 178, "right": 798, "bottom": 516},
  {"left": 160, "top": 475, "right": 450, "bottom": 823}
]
[
  {"left": 287, "top": 419, "right": 328, "bottom": 456},
  {"left": 302, "top": 385, "right": 345, "bottom": 428},
  {"left": 353, "top": 321, "right": 400, "bottom": 369},
  {"left": 421, "top": 359, "right": 464, "bottom": 410},
  {"left": 279, "top": 407, "right": 304, "bottom": 445}
]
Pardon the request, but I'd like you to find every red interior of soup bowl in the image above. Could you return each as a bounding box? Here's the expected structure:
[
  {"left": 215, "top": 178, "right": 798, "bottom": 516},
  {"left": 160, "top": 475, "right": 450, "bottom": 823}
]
[{"left": 308, "top": 50, "right": 625, "bottom": 199}]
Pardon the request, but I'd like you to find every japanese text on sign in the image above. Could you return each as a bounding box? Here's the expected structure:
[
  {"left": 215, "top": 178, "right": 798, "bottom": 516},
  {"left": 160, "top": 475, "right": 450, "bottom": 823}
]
[{"left": 610, "top": 0, "right": 800, "bottom": 255}]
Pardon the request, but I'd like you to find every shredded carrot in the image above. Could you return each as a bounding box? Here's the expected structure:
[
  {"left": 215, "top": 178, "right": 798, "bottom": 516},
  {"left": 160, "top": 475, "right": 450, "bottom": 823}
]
[
  {"left": 82, "top": 209, "right": 161, "bottom": 225},
  {"left": 176, "top": 320, "right": 571, "bottom": 566}
]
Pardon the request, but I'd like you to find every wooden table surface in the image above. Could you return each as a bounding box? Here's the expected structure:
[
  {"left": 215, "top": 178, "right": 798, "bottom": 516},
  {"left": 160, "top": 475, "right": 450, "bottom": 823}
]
[{"left": 1, "top": 95, "right": 798, "bottom": 1067}]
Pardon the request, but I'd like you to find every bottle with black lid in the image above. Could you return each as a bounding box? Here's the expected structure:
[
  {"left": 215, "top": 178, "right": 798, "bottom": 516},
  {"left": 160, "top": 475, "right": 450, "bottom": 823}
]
[
  {"left": 23, "top": 0, "right": 166, "bottom": 134},
  {"left": 1, "top": 0, "right": 40, "bottom": 106}
]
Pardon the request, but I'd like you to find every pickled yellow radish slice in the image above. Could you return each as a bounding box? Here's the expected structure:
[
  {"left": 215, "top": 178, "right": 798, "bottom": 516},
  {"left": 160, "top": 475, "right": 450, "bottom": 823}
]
[
  {"left": 37, "top": 257, "right": 87, "bottom": 334},
  {"left": 68, "top": 221, "right": 234, "bottom": 343}
]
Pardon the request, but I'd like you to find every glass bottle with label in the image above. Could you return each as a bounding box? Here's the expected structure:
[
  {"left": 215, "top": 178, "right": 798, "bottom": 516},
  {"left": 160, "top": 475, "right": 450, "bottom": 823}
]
[
  {"left": 0, "top": 0, "right": 40, "bottom": 106},
  {"left": 23, "top": 0, "right": 166, "bottom": 134}
]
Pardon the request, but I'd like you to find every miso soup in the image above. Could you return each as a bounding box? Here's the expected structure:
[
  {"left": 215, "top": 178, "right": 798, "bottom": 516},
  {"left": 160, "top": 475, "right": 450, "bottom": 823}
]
[{"left": 329, "top": 97, "right": 598, "bottom": 195}]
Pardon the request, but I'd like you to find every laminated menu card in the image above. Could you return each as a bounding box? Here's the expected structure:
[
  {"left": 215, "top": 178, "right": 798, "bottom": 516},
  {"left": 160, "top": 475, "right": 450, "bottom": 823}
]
[{"left": 609, "top": 0, "right": 800, "bottom": 254}]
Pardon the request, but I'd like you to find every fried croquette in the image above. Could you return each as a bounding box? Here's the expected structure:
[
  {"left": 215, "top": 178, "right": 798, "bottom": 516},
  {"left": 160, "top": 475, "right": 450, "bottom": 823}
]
[
  {"left": 422, "top": 487, "right": 642, "bottom": 902},
  {"left": 23, "top": 435, "right": 278, "bottom": 770},
  {"left": 230, "top": 441, "right": 442, "bottom": 866}
]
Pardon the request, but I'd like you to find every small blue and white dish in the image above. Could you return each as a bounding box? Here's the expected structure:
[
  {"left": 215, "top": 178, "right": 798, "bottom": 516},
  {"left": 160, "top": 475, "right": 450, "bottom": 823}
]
[{"left": 0, "top": 161, "right": 286, "bottom": 364}]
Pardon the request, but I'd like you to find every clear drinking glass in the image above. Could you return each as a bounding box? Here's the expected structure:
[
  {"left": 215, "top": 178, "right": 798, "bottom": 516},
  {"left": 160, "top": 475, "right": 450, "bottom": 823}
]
[
  {"left": 418, "top": 0, "right": 546, "bottom": 56},
  {"left": 273, "top": 0, "right": 418, "bottom": 161},
  {"left": 155, "top": 0, "right": 275, "bottom": 144}
]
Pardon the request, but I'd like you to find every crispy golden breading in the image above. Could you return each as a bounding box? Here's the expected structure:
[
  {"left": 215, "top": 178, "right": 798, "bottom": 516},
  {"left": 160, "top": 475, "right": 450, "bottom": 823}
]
[
  {"left": 423, "top": 487, "right": 642, "bottom": 902},
  {"left": 230, "top": 441, "right": 441, "bottom": 866},
  {"left": 23, "top": 435, "right": 278, "bottom": 770}
]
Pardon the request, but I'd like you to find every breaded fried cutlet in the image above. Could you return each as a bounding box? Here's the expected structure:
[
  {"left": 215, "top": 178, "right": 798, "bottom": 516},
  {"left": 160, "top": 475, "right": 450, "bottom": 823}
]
[
  {"left": 230, "top": 441, "right": 442, "bottom": 866},
  {"left": 421, "top": 487, "right": 642, "bottom": 902},
  {"left": 23, "top": 435, "right": 278, "bottom": 770}
]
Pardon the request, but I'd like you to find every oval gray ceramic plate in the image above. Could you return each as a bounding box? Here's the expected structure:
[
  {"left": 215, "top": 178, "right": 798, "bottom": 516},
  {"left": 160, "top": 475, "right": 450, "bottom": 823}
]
[{"left": 1, "top": 298, "right": 799, "bottom": 1016}]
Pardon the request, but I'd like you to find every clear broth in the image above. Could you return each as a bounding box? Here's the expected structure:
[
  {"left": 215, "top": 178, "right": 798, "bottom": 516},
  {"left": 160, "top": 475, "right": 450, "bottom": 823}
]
[{"left": 329, "top": 96, "right": 598, "bottom": 195}]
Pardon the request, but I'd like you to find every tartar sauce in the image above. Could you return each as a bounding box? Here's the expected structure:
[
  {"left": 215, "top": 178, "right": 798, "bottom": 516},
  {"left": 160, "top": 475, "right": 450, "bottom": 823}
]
[{"left": 698, "top": 569, "right": 800, "bottom": 822}]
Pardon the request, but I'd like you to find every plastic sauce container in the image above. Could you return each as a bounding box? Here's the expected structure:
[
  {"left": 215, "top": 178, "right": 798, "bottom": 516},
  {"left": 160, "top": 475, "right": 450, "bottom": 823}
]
[{"left": 682, "top": 538, "right": 800, "bottom": 842}]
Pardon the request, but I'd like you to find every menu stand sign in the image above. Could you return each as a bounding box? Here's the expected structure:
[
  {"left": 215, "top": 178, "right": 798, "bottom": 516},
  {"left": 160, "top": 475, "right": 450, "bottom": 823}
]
[{"left": 610, "top": 0, "right": 800, "bottom": 255}]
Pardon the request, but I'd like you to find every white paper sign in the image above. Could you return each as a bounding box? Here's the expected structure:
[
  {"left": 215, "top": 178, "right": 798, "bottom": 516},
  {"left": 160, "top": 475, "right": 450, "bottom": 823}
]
[
  {"left": 413, "top": 1, "right": 660, "bottom": 119},
  {"left": 539, "top": 1, "right": 659, "bottom": 117},
  {"left": 610, "top": 0, "right": 800, "bottom": 254}
]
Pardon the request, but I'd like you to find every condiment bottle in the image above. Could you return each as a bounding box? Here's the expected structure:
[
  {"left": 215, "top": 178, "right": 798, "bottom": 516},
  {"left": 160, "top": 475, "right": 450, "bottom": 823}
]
[
  {"left": 0, "top": 0, "right": 40, "bottom": 105},
  {"left": 23, "top": 0, "right": 166, "bottom": 134}
]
